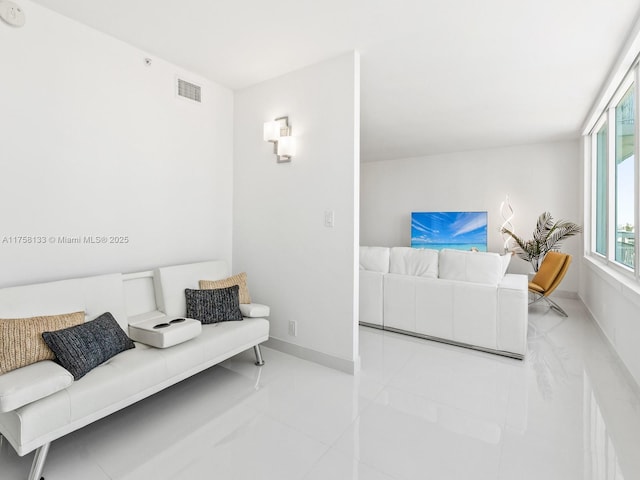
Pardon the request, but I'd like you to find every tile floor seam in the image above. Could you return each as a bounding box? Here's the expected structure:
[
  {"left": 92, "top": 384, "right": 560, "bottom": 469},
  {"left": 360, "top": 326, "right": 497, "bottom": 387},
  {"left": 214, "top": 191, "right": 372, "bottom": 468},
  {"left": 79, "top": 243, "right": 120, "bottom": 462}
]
[
  {"left": 87, "top": 452, "right": 113, "bottom": 480},
  {"left": 380, "top": 382, "right": 511, "bottom": 431},
  {"left": 371, "top": 328, "right": 426, "bottom": 387},
  {"left": 256, "top": 407, "right": 335, "bottom": 448},
  {"left": 324, "top": 388, "right": 383, "bottom": 452},
  {"left": 296, "top": 446, "right": 334, "bottom": 480},
  {"left": 495, "top": 367, "right": 513, "bottom": 480}
]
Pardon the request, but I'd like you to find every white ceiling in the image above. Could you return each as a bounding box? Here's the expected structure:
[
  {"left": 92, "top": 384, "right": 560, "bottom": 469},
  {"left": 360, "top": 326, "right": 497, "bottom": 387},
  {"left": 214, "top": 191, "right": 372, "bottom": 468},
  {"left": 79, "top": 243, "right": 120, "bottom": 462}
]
[{"left": 33, "top": 0, "right": 640, "bottom": 162}]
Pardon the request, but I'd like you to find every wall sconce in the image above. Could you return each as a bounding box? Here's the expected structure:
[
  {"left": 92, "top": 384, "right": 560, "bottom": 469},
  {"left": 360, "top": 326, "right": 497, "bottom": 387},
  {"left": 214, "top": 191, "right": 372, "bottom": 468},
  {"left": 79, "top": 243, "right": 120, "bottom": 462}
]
[{"left": 263, "top": 116, "right": 295, "bottom": 163}]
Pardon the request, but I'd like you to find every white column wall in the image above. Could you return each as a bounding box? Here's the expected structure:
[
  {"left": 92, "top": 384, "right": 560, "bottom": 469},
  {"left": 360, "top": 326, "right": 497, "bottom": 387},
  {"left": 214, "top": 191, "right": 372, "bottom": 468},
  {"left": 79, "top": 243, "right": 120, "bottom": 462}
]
[{"left": 233, "top": 52, "right": 360, "bottom": 373}]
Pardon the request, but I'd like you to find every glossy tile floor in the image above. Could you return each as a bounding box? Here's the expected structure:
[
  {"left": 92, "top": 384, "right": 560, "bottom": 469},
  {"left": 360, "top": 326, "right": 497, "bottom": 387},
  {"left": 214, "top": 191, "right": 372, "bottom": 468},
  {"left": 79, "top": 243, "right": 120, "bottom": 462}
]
[{"left": 2, "top": 298, "right": 640, "bottom": 479}]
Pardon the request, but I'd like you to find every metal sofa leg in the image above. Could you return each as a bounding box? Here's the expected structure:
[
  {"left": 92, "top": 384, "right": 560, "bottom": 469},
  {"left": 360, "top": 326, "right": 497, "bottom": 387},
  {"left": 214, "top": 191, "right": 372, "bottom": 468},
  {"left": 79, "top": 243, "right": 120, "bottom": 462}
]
[
  {"left": 253, "top": 345, "right": 265, "bottom": 366},
  {"left": 28, "top": 442, "right": 50, "bottom": 480}
]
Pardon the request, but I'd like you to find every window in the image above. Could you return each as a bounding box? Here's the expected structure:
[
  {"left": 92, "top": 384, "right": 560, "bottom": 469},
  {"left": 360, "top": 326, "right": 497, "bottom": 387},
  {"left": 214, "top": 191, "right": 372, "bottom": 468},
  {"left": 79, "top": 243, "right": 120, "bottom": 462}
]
[
  {"left": 589, "top": 73, "right": 638, "bottom": 275},
  {"left": 595, "top": 122, "right": 607, "bottom": 256},
  {"left": 614, "top": 85, "right": 635, "bottom": 268}
]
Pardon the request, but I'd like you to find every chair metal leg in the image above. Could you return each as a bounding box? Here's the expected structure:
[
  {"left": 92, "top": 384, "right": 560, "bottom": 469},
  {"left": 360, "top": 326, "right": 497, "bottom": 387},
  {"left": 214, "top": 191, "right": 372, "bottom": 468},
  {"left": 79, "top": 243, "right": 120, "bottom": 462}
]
[
  {"left": 545, "top": 297, "right": 569, "bottom": 317},
  {"left": 528, "top": 291, "right": 568, "bottom": 317},
  {"left": 253, "top": 345, "right": 265, "bottom": 366},
  {"left": 528, "top": 291, "right": 544, "bottom": 306},
  {"left": 28, "top": 442, "right": 50, "bottom": 480}
]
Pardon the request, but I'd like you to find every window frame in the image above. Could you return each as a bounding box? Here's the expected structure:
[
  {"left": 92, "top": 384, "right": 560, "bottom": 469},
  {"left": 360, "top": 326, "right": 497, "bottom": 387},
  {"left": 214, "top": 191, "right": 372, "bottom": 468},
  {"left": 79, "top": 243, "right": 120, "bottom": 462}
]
[
  {"left": 588, "top": 68, "right": 639, "bottom": 280},
  {"left": 591, "top": 114, "right": 608, "bottom": 261}
]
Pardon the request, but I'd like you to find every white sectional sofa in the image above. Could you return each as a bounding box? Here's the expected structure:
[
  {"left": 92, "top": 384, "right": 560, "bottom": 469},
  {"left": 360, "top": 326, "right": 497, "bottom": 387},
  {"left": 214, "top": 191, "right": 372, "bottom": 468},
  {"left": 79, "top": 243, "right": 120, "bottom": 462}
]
[
  {"left": 359, "top": 247, "right": 528, "bottom": 359},
  {"left": 0, "top": 260, "right": 269, "bottom": 480}
]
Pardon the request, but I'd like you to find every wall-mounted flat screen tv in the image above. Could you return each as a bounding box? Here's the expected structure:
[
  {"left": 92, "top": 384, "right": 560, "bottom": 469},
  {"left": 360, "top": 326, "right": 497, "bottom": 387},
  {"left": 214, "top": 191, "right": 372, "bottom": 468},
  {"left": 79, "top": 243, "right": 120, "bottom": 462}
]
[{"left": 411, "top": 211, "right": 488, "bottom": 252}]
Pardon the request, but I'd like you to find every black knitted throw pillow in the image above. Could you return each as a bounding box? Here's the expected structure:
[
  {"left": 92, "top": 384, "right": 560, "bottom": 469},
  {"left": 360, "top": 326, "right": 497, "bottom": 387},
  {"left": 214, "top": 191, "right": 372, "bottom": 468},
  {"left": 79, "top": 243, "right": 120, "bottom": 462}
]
[
  {"left": 42, "top": 312, "right": 135, "bottom": 380},
  {"left": 185, "top": 285, "right": 243, "bottom": 324}
]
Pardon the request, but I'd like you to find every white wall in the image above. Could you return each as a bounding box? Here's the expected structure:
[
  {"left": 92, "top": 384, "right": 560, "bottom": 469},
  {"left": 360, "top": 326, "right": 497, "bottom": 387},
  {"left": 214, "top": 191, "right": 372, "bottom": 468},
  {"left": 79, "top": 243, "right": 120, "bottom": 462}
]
[
  {"left": 233, "top": 52, "right": 360, "bottom": 373},
  {"left": 580, "top": 133, "right": 640, "bottom": 389},
  {"left": 0, "top": 1, "right": 234, "bottom": 287},
  {"left": 361, "top": 140, "right": 582, "bottom": 293},
  {"left": 580, "top": 261, "right": 640, "bottom": 389}
]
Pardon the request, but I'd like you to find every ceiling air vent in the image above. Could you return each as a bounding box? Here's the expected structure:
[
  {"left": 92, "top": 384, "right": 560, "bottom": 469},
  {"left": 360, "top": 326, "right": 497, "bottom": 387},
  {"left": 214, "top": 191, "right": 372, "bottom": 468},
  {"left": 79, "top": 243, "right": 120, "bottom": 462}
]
[{"left": 177, "top": 78, "right": 201, "bottom": 103}]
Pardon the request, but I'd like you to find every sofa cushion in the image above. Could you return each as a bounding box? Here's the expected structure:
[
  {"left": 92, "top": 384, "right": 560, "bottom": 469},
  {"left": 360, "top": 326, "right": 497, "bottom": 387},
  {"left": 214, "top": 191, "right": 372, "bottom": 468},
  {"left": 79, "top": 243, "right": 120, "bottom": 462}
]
[
  {"left": 199, "top": 272, "right": 251, "bottom": 304},
  {"left": 360, "top": 246, "right": 390, "bottom": 273},
  {"left": 0, "top": 311, "right": 85, "bottom": 374},
  {"left": 185, "top": 286, "right": 243, "bottom": 324},
  {"left": 389, "top": 247, "right": 439, "bottom": 278},
  {"left": 359, "top": 270, "right": 384, "bottom": 327},
  {"left": 438, "top": 249, "right": 503, "bottom": 285},
  {"left": 0, "top": 361, "right": 73, "bottom": 413},
  {"left": 239, "top": 303, "right": 270, "bottom": 318},
  {"left": 42, "top": 312, "right": 135, "bottom": 380}
]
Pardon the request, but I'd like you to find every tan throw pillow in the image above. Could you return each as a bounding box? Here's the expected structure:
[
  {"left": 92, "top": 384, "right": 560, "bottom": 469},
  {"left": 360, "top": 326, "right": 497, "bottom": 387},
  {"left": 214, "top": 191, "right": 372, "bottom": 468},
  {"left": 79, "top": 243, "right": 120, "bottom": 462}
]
[
  {"left": 199, "top": 272, "right": 251, "bottom": 304},
  {"left": 0, "top": 311, "right": 85, "bottom": 374}
]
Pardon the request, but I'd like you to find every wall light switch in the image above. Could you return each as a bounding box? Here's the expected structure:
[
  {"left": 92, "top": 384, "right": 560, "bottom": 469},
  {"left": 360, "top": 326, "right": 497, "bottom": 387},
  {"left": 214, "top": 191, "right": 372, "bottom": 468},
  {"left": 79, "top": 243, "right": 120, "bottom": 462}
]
[
  {"left": 324, "top": 210, "right": 335, "bottom": 228},
  {"left": 288, "top": 321, "right": 297, "bottom": 336}
]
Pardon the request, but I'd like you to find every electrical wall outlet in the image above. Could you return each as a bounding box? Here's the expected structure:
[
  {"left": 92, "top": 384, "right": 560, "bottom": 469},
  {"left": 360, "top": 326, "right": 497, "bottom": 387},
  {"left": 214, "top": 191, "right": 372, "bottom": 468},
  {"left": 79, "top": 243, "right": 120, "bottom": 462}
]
[
  {"left": 324, "top": 210, "right": 335, "bottom": 228},
  {"left": 288, "top": 320, "right": 297, "bottom": 336},
  {"left": 0, "top": 1, "right": 26, "bottom": 27}
]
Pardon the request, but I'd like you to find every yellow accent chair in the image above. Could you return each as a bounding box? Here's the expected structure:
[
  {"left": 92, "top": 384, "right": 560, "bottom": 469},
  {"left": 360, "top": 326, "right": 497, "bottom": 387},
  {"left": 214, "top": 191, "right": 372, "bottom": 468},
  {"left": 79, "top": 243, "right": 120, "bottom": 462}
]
[{"left": 528, "top": 251, "right": 572, "bottom": 317}]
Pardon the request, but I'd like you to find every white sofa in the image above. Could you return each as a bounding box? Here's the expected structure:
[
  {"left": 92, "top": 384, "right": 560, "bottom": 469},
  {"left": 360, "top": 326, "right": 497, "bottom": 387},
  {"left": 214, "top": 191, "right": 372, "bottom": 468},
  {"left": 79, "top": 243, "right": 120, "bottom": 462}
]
[
  {"left": 359, "top": 247, "right": 528, "bottom": 359},
  {"left": 0, "top": 260, "right": 269, "bottom": 480}
]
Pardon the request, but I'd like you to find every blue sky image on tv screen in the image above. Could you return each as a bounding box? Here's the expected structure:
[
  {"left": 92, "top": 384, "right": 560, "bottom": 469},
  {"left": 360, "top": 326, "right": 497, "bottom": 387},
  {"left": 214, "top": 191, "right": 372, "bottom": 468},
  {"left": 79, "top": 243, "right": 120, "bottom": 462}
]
[{"left": 411, "top": 211, "right": 488, "bottom": 251}]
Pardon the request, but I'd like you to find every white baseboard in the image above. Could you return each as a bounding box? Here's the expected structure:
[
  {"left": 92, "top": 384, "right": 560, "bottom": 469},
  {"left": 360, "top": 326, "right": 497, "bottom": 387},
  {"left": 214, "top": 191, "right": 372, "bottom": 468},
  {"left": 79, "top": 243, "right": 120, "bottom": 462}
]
[
  {"left": 552, "top": 289, "right": 579, "bottom": 299},
  {"left": 579, "top": 295, "right": 640, "bottom": 395},
  {"left": 264, "top": 337, "right": 361, "bottom": 375}
]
